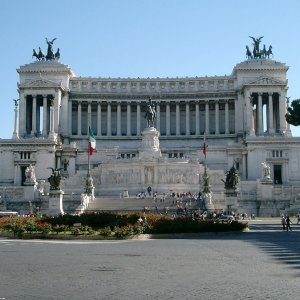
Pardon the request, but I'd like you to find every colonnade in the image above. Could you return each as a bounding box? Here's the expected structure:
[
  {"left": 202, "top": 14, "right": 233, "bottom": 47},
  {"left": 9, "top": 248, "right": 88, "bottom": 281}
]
[
  {"left": 70, "top": 99, "right": 236, "bottom": 137},
  {"left": 18, "top": 93, "right": 57, "bottom": 137},
  {"left": 246, "top": 91, "right": 288, "bottom": 136}
]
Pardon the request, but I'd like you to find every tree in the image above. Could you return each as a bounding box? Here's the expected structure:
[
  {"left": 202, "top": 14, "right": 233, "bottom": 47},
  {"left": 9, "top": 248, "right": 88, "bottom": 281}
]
[{"left": 286, "top": 99, "right": 300, "bottom": 126}]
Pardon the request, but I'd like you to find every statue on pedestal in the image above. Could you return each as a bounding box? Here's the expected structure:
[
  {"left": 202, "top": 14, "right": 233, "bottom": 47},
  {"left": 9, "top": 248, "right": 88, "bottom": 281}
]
[
  {"left": 145, "top": 97, "right": 156, "bottom": 128},
  {"left": 25, "top": 164, "right": 37, "bottom": 184},
  {"left": 261, "top": 161, "right": 272, "bottom": 181},
  {"left": 47, "top": 167, "right": 62, "bottom": 190},
  {"left": 222, "top": 165, "right": 239, "bottom": 192}
]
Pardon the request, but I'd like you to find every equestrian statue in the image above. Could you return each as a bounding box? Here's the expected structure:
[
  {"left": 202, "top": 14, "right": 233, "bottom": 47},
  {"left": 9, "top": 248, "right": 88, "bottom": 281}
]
[{"left": 145, "top": 97, "right": 156, "bottom": 128}]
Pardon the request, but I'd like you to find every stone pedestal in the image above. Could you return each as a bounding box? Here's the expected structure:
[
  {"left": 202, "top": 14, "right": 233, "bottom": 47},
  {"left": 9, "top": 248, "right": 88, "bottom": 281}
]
[
  {"left": 203, "top": 192, "right": 215, "bottom": 211},
  {"left": 123, "top": 189, "right": 129, "bottom": 198},
  {"left": 139, "top": 127, "right": 161, "bottom": 160},
  {"left": 48, "top": 190, "right": 64, "bottom": 216},
  {"left": 24, "top": 184, "right": 38, "bottom": 201},
  {"left": 225, "top": 189, "right": 238, "bottom": 214}
]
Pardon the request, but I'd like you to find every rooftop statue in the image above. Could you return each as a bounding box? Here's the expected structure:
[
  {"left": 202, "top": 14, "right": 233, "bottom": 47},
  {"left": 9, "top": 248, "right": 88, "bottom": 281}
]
[
  {"left": 32, "top": 38, "right": 60, "bottom": 61},
  {"left": 145, "top": 97, "right": 156, "bottom": 128},
  {"left": 246, "top": 36, "right": 273, "bottom": 60}
]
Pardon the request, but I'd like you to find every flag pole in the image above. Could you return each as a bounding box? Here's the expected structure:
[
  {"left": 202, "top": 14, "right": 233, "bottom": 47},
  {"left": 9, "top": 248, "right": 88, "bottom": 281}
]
[{"left": 85, "top": 123, "right": 94, "bottom": 199}]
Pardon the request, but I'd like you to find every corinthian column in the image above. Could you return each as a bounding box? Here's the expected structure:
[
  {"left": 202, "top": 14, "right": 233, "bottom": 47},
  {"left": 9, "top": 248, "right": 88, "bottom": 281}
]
[
  {"left": 176, "top": 102, "right": 180, "bottom": 135},
  {"left": 77, "top": 101, "right": 82, "bottom": 135},
  {"left": 195, "top": 101, "right": 200, "bottom": 135},
  {"left": 258, "top": 93, "right": 263, "bottom": 135},
  {"left": 97, "top": 102, "right": 102, "bottom": 136},
  {"left": 268, "top": 93, "right": 274, "bottom": 134},
  {"left": 215, "top": 100, "right": 219, "bottom": 134},
  {"left": 42, "top": 95, "right": 48, "bottom": 136},
  {"left": 225, "top": 99, "right": 229, "bottom": 134},
  {"left": 117, "top": 101, "right": 121, "bottom": 136},
  {"left": 185, "top": 101, "right": 190, "bottom": 135},
  {"left": 127, "top": 101, "right": 131, "bottom": 136},
  {"left": 31, "top": 95, "right": 37, "bottom": 136},
  {"left": 12, "top": 99, "right": 19, "bottom": 139},
  {"left": 166, "top": 101, "right": 170, "bottom": 135},
  {"left": 137, "top": 102, "right": 141, "bottom": 135},
  {"left": 205, "top": 100, "right": 210, "bottom": 135},
  {"left": 107, "top": 101, "right": 111, "bottom": 136},
  {"left": 156, "top": 102, "right": 160, "bottom": 132}
]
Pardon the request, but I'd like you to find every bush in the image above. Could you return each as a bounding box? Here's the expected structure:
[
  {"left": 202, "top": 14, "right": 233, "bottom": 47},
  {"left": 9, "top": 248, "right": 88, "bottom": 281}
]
[{"left": 0, "top": 213, "right": 247, "bottom": 239}]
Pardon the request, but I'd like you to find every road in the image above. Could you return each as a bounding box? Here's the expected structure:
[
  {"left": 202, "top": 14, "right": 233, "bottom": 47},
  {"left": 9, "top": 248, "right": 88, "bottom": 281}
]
[{"left": 0, "top": 220, "right": 299, "bottom": 300}]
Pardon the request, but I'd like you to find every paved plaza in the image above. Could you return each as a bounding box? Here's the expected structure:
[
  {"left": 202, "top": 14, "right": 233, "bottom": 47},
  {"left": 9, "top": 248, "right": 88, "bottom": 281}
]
[{"left": 0, "top": 220, "right": 300, "bottom": 299}]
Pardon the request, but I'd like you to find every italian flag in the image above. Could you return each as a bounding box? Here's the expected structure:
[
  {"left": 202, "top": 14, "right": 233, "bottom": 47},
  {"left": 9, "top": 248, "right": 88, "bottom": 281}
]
[{"left": 89, "top": 126, "right": 96, "bottom": 155}]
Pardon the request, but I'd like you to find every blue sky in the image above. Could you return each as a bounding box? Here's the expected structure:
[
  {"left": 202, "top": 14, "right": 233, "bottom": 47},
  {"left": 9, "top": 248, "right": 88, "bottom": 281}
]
[{"left": 1, "top": 0, "right": 300, "bottom": 138}]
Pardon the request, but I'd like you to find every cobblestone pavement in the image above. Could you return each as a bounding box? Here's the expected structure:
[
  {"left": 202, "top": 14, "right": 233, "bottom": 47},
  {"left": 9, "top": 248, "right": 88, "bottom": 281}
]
[{"left": 0, "top": 220, "right": 300, "bottom": 300}]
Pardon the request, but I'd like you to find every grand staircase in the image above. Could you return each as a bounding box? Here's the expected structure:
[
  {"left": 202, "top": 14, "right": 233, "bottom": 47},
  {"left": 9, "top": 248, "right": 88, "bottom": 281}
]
[{"left": 86, "top": 194, "right": 200, "bottom": 213}]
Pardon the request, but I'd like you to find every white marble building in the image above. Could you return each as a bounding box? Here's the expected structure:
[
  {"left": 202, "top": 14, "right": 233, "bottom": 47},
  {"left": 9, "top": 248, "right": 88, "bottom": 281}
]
[{"left": 1, "top": 42, "right": 300, "bottom": 216}]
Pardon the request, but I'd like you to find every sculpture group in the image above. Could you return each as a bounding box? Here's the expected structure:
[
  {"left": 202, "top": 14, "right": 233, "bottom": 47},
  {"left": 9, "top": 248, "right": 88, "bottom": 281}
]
[
  {"left": 32, "top": 38, "right": 60, "bottom": 61},
  {"left": 246, "top": 36, "right": 273, "bottom": 59}
]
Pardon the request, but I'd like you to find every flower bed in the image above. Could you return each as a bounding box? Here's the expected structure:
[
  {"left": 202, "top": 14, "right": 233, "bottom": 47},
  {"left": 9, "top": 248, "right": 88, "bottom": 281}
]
[{"left": 0, "top": 213, "right": 248, "bottom": 239}]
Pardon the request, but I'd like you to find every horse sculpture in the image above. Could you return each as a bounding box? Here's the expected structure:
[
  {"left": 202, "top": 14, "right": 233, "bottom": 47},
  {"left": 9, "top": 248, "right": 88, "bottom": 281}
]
[
  {"left": 32, "top": 47, "right": 45, "bottom": 61},
  {"left": 145, "top": 97, "right": 156, "bottom": 128},
  {"left": 246, "top": 46, "right": 253, "bottom": 59},
  {"left": 266, "top": 45, "right": 273, "bottom": 59}
]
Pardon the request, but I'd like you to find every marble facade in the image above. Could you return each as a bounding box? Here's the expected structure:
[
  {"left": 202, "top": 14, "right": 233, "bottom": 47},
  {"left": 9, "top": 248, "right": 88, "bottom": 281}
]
[{"left": 1, "top": 48, "right": 300, "bottom": 216}]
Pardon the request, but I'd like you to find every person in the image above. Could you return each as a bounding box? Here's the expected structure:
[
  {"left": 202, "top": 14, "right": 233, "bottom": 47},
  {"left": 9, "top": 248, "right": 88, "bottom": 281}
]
[
  {"left": 281, "top": 215, "right": 286, "bottom": 231},
  {"left": 297, "top": 213, "right": 300, "bottom": 225},
  {"left": 286, "top": 216, "right": 292, "bottom": 232}
]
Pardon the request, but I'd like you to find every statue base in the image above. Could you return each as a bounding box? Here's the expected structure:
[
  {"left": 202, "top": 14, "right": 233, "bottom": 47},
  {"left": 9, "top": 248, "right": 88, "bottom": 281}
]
[
  {"left": 48, "top": 190, "right": 64, "bottom": 216},
  {"left": 139, "top": 127, "right": 161, "bottom": 160}
]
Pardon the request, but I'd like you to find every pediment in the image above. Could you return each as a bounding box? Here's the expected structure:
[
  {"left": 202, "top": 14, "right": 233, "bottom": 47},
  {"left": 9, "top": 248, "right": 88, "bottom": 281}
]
[{"left": 246, "top": 76, "right": 286, "bottom": 86}]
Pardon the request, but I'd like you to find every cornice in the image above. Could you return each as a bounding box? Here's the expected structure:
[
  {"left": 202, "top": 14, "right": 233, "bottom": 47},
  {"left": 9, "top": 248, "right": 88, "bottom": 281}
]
[{"left": 68, "top": 91, "right": 237, "bottom": 100}]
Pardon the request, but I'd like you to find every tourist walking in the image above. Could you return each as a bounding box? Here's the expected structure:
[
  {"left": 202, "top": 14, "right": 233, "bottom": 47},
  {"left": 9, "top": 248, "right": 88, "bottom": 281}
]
[
  {"left": 286, "top": 216, "right": 292, "bottom": 232},
  {"left": 297, "top": 213, "right": 300, "bottom": 225},
  {"left": 281, "top": 215, "right": 286, "bottom": 231}
]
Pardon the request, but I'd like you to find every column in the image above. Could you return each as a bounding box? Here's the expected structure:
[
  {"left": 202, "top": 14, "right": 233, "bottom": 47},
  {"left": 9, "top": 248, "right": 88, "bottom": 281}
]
[
  {"left": 195, "top": 101, "right": 200, "bottom": 135},
  {"left": 176, "top": 102, "right": 180, "bottom": 135},
  {"left": 185, "top": 101, "right": 190, "bottom": 135},
  {"left": 77, "top": 101, "right": 82, "bottom": 135},
  {"left": 268, "top": 93, "right": 274, "bottom": 134},
  {"left": 279, "top": 92, "right": 287, "bottom": 132},
  {"left": 107, "top": 101, "right": 111, "bottom": 136},
  {"left": 19, "top": 93, "right": 26, "bottom": 136},
  {"left": 117, "top": 101, "right": 121, "bottom": 136},
  {"left": 225, "top": 99, "right": 229, "bottom": 134},
  {"left": 205, "top": 100, "right": 209, "bottom": 134},
  {"left": 215, "top": 100, "right": 219, "bottom": 134},
  {"left": 68, "top": 100, "right": 72, "bottom": 136},
  {"left": 166, "top": 101, "right": 170, "bottom": 135},
  {"left": 242, "top": 153, "right": 247, "bottom": 180},
  {"left": 50, "top": 101, "right": 55, "bottom": 134},
  {"left": 137, "top": 102, "right": 141, "bottom": 135},
  {"left": 12, "top": 100, "right": 19, "bottom": 139},
  {"left": 258, "top": 93, "right": 263, "bottom": 135},
  {"left": 235, "top": 97, "right": 239, "bottom": 134},
  {"left": 87, "top": 101, "right": 92, "bottom": 128},
  {"left": 246, "top": 90, "right": 255, "bottom": 136},
  {"left": 31, "top": 95, "right": 37, "bottom": 135},
  {"left": 156, "top": 102, "right": 160, "bottom": 132},
  {"left": 126, "top": 101, "right": 131, "bottom": 136},
  {"left": 97, "top": 102, "right": 102, "bottom": 136}
]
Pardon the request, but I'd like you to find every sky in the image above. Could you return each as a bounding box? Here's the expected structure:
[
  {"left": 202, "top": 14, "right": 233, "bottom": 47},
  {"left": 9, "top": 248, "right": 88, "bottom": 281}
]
[{"left": 0, "top": 0, "right": 300, "bottom": 139}]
